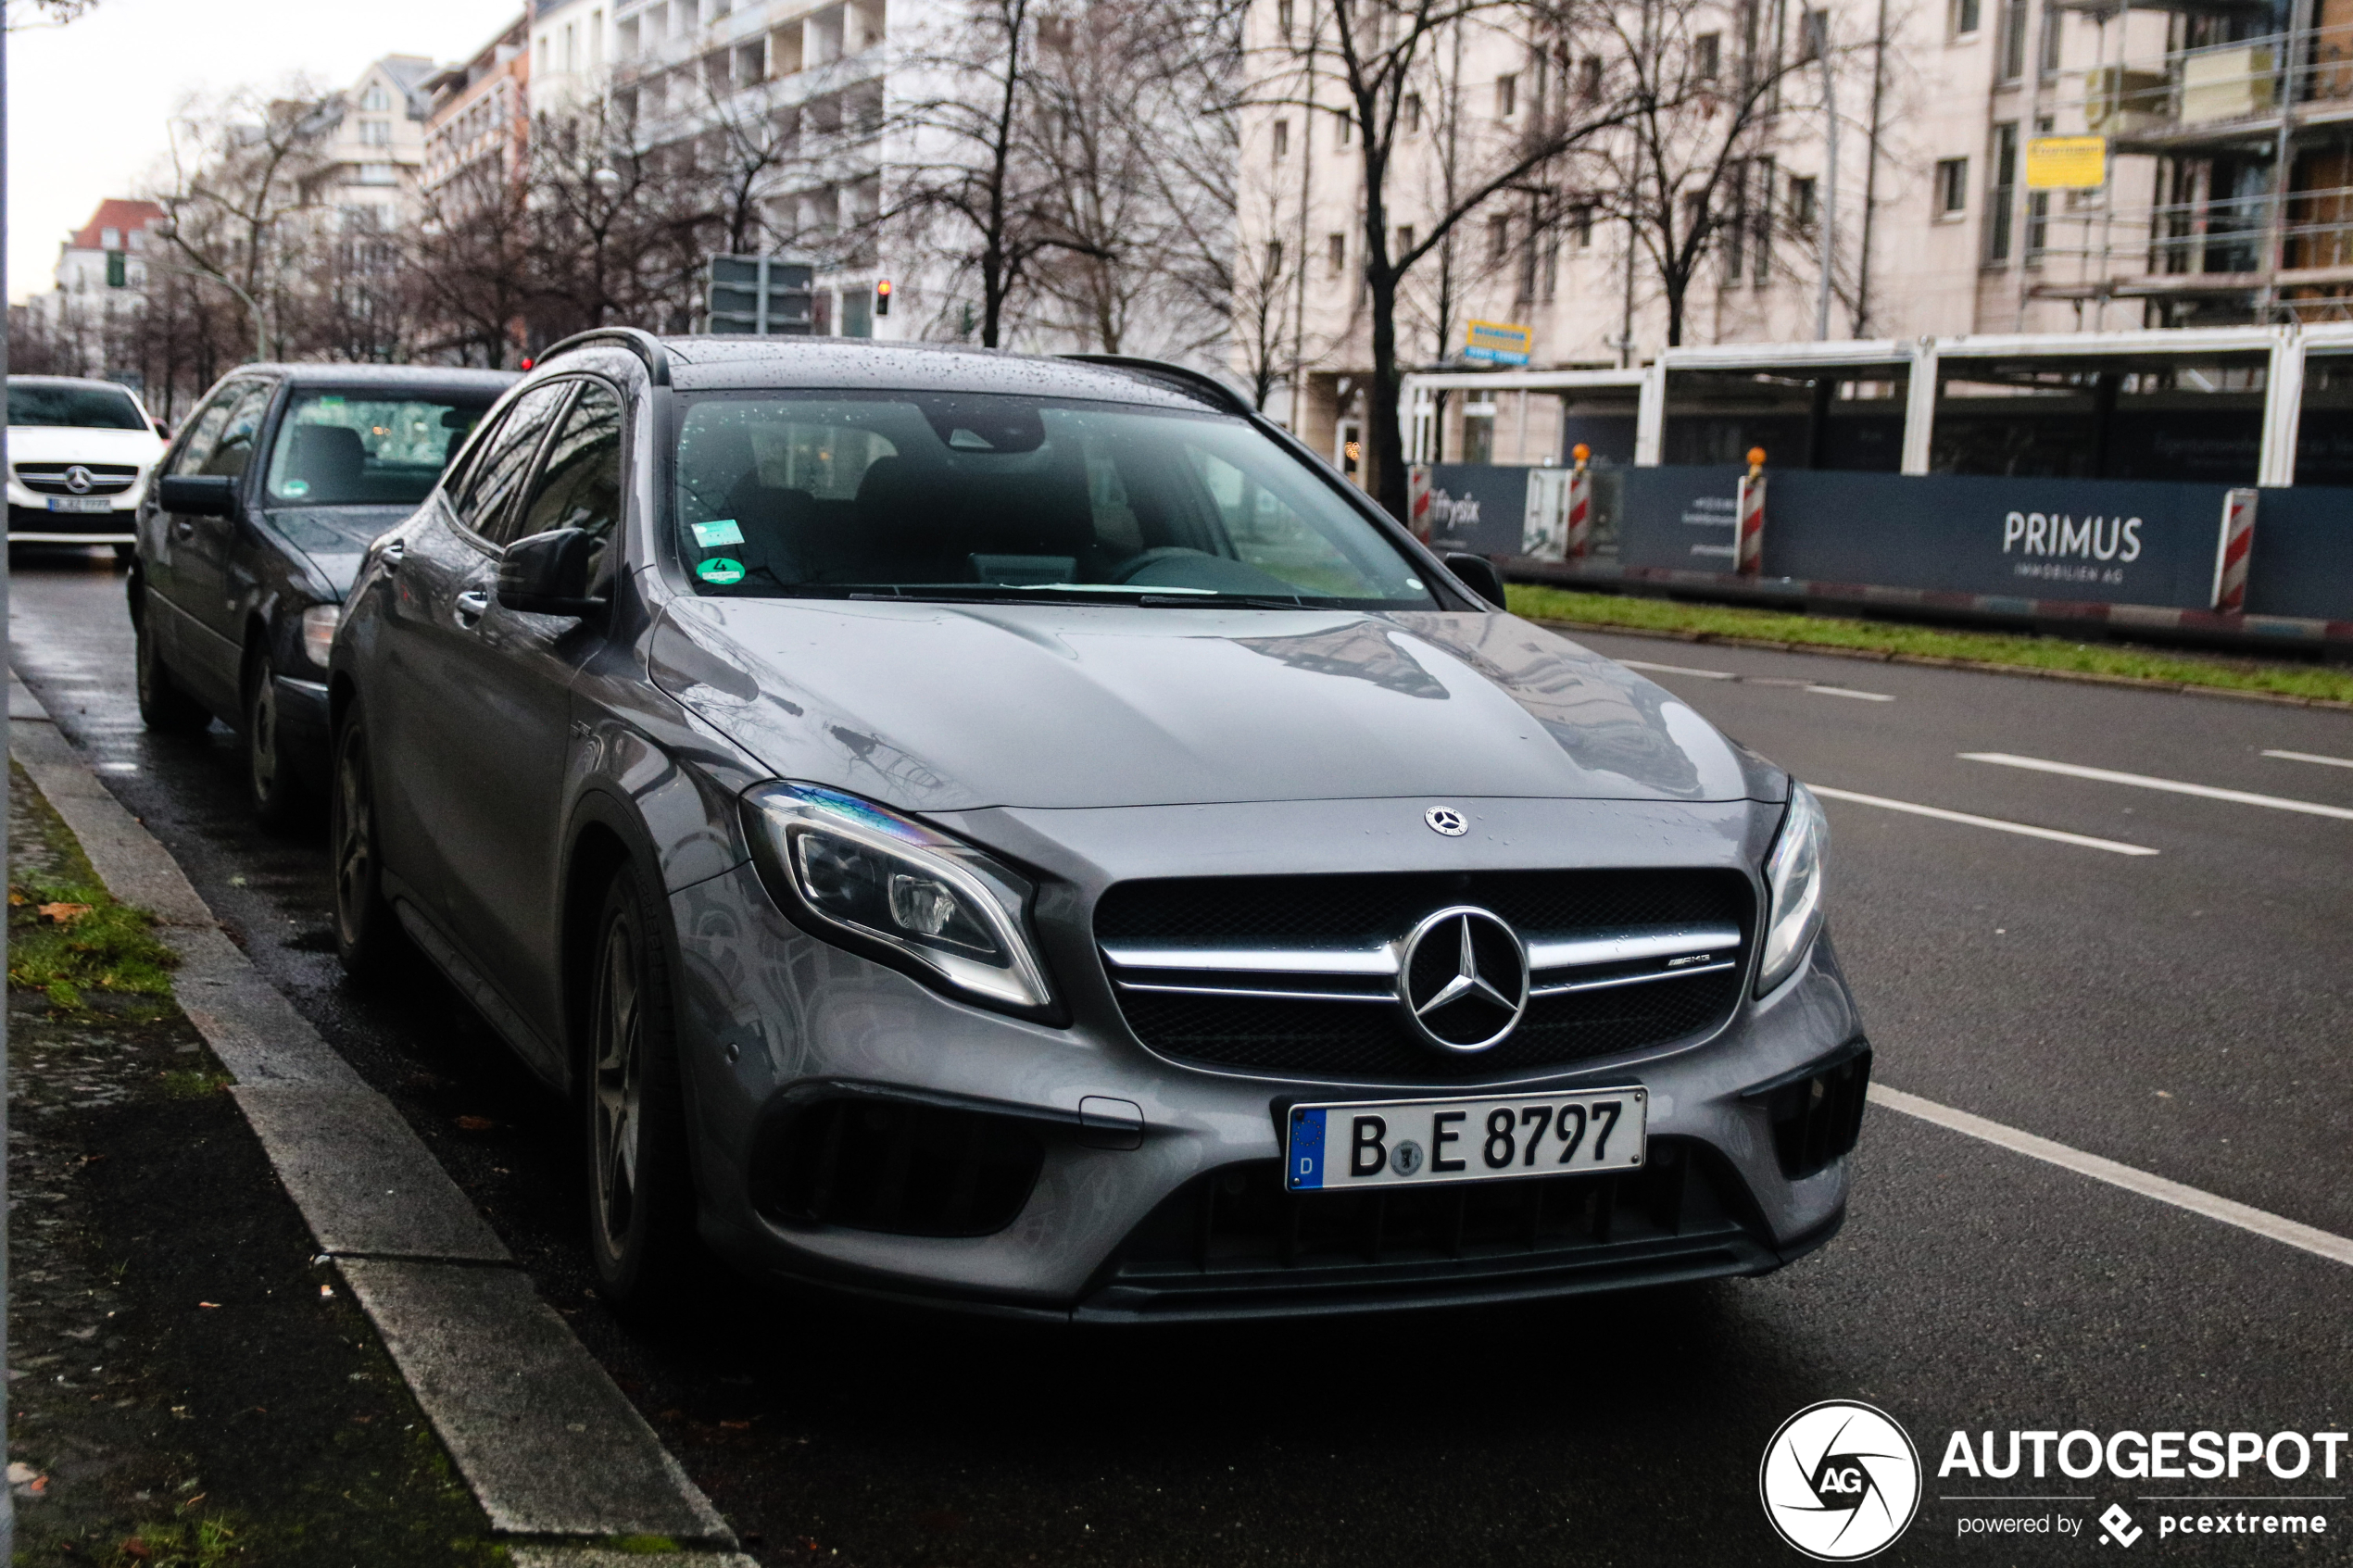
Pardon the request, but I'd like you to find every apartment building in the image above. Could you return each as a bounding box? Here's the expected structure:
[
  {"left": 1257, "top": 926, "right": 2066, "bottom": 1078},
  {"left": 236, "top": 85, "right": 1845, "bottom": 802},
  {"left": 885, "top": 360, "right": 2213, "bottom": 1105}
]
[
  {"left": 423, "top": 16, "right": 533, "bottom": 200},
  {"left": 1239, "top": 0, "right": 2332, "bottom": 462},
  {"left": 19, "top": 199, "right": 168, "bottom": 381},
  {"left": 309, "top": 56, "right": 439, "bottom": 227},
  {"left": 610, "top": 0, "right": 898, "bottom": 337},
  {"left": 531, "top": 0, "right": 615, "bottom": 117}
]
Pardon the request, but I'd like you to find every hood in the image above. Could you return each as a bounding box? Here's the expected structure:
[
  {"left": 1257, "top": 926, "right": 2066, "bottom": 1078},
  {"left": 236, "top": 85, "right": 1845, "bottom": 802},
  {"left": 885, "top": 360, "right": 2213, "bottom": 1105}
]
[
  {"left": 7, "top": 426, "right": 164, "bottom": 469},
  {"left": 262, "top": 506, "right": 416, "bottom": 596},
  {"left": 649, "top": 596, "right": 1753, "bottom": 812}
]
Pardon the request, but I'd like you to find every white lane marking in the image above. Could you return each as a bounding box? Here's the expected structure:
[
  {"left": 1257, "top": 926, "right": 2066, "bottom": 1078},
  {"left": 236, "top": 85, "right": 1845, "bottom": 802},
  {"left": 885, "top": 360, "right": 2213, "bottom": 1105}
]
[
  {"left": 1871, "top": 1085, "right": 2353, "bottom": 1269},
  {"left": 1809, "top": 784, "right": 2159, "bottom": 856},
  {"left": 1961, "top": 752, "right": 2353, "bottom": 822},
  {"left": 2264, "top": 747, "right": 2353, "bottom": 771},
  {"left": 1617, "top": 659, "right": 1894, "bottom": 701},
  {"left": 1617, "top": 659, "right": 1736, "bottom": 680}
]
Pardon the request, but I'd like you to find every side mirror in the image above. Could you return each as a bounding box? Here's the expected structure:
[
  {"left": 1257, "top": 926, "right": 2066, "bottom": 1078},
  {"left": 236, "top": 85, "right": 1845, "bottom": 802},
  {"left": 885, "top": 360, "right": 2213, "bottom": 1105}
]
[
  {"left": 1442, "top": 551, "right": 1506, "bottom": 608},
  {"left": 498, "top": 527, "right": 606, "bottom": 617},
  {"left": 157, "top": 474, "right": 235, "bottom": 517}
]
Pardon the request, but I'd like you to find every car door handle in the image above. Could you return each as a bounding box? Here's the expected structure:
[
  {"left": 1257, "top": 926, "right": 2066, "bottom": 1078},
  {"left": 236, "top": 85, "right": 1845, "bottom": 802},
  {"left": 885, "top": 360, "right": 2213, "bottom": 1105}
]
[
  {"left": 172, "top": 518, "right": 195, "bottom": 541},
  {"left": 378, "top": 539, "right": 405, "bottom": 571},
  {"left": 454, "top": 589, "right": 491, "bottom": 623}
]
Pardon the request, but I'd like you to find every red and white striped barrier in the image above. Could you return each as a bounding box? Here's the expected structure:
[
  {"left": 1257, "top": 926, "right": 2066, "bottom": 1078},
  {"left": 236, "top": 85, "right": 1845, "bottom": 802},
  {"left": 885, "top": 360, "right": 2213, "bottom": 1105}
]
[
  {"left": 1735, "top": 448, "right": 1768, "bottom": 577},
  {"left": 1407, "top": 465, "right": 1433, "bottom": 541},
  {"left": 2212, "top": 487, "right": 2257, "bottom": 613},
  {"left": 1567, "top": 445, "right": 1593, "bottom": 560}
]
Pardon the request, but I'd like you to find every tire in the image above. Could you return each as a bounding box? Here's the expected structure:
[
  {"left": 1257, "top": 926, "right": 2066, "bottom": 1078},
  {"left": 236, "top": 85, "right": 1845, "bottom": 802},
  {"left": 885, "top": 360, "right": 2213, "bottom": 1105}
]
[
  {"left": 244, "top": 649, "right": 307, "bottom": 827},
  {"left": 582, "top": 861, "right": 701, "bottom": 1319},
  {"left": 112, "top": 542, "right": 136, "bottom": 565},
  {"left": 330, "top": 700, "right": 406, "bottom": 980},
  {"left": 133, "top": 593, "right": 211, "bottom": 736}
]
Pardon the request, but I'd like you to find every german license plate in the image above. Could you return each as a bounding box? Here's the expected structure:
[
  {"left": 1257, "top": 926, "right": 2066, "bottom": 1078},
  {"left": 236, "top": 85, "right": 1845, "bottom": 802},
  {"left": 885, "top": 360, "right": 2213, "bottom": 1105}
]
[
  {"left": 47, "top": 496, "right": 112, "bottom": 514},
  {"left": 1286, "top": 1087, "right": 1647, "bottom": 1191}
]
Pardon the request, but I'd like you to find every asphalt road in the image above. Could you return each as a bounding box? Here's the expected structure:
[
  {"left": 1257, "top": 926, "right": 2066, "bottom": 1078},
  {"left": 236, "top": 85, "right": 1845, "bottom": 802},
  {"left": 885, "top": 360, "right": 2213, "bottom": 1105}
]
[{"left": 10, "top": 549, "right": 2351, "bottom": 1566}]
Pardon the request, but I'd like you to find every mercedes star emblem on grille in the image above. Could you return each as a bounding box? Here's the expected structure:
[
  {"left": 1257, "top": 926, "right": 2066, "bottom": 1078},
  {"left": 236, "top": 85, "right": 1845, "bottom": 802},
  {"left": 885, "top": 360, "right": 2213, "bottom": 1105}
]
[
  {"left": 1424, "top": 806, "right": 1467, "bottom": 836},
  {"left": 1396, "top": 906, "right": 1529, "bottom": 1052},
  {"left": 63, "top": 465, "right": 94, "bottom": 495}
]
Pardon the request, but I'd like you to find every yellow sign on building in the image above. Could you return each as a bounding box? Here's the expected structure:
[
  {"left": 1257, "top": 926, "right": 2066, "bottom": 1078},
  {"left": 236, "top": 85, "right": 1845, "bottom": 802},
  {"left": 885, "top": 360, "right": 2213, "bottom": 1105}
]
[
  {"left": 1465, "top": 320, "right": 1533, "bottom": 366},
  {"left": 2025, "top": 135, "right": 2108, "bottom": 190}
]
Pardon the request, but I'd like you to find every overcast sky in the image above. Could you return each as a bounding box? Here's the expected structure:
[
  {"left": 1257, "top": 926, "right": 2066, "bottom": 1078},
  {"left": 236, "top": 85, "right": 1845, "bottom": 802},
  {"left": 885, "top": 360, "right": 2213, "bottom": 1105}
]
[{"left": 6, "top": 0, "right": 511, "bottom": 302}]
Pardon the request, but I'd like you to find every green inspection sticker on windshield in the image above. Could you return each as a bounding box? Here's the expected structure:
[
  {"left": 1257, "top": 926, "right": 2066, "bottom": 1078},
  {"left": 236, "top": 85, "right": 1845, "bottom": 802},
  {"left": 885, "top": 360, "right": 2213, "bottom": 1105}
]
[
  {"left": 692, "top": 519, "right": 745, "bottom": 548},
  {"left": 698, "top": 557, "right": 747, "bottom": 585}
]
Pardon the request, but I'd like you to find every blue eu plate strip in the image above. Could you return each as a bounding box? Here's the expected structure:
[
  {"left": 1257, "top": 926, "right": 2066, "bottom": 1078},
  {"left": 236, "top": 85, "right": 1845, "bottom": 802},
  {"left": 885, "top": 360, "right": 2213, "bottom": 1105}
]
[{"left": 1290, "top": 1108, "right": 1326, "bottom": 1190}]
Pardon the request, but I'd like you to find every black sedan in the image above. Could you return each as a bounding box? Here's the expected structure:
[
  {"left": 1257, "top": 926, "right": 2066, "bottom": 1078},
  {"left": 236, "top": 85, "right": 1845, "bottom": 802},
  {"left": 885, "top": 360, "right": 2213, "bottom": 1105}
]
[{"left": 132, "top": 363, "right": 516, "bottom": 822}]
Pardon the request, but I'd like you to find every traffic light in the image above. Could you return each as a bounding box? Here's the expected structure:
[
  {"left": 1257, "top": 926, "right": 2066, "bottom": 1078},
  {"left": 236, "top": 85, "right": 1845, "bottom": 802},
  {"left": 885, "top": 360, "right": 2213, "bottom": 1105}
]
[
  {"left": 106, "top": 251, "right": 126, "bottom": 289},
  {"left": 875, "top": 279, "right": 892, "bottom": 317}
]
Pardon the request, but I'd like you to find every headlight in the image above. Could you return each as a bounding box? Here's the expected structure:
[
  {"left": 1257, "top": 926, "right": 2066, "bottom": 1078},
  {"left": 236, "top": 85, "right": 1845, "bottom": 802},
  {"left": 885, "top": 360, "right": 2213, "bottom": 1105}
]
[
  {"left": 1756, "top": 783, "right": 1828, "bottom": 996},
  {"left": 741, "top": 782, "right": 1055, "bottom": 1015},
  {"left": 300, "top": 604, "right": 341, "bottom": 669}
]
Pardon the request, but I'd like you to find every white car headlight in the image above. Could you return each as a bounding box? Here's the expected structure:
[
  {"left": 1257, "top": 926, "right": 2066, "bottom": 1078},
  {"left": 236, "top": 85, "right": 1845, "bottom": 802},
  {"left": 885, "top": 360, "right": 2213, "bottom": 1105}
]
[
  {"left": 1756, "top": 783, "right": 1828, "bottom": 997},
  {"left": 742, "top": 782, "right": 1055, "bottom": 1015},
  {"left": 301, "top": 604, "right": 341, "bottom": 669}
]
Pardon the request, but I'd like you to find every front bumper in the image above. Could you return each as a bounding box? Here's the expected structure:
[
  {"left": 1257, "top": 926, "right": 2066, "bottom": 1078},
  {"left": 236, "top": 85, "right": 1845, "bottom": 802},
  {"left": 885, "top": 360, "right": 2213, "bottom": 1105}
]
[
  {"left": 7, "top": 498, "right": 138, "bottom": 544},
  {"left": 666, "top": 795, "right": 1868, "bottom": 1322}
]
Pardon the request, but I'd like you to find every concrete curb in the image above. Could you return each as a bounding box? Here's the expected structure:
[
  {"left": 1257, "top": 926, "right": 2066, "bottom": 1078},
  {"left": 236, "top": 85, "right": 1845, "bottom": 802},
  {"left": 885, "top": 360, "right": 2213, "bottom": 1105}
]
[
  {"left": 1526, "top": 616, "right": 2353, "bottom": 712},
  {"left": 7, "top": 675, "right": 739, "bottom": 1559}
]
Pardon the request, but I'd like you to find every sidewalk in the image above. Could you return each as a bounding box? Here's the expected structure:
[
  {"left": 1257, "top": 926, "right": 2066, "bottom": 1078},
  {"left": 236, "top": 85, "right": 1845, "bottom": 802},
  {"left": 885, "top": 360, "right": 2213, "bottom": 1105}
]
[{"left": 8, "top": 759, "right": 504, "bottom": 1565}]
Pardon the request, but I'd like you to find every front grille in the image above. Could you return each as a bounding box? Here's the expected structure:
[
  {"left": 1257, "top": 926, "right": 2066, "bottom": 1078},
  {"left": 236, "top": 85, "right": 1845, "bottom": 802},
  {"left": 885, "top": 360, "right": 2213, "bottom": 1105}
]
[
  {"left": 16, "top": 463, "right": 136, "bottom": 496},
  {"left": 1096, "top": 870, "right": 1752, "bottom": 1081},
  {"left": 1088, "top": 1141, "right": 1768, "bottom": 1316}
]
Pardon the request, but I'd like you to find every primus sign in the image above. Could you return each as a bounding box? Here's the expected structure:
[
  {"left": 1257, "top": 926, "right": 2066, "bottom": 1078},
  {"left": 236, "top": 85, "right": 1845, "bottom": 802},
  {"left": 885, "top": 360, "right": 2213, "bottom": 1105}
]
[{"left": 1617, "top": 470, "right": 2245, "bottom": 610}]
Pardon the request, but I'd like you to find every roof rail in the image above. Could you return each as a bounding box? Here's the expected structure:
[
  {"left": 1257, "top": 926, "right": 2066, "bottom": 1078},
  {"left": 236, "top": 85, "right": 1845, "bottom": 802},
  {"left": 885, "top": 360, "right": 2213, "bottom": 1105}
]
[
  {"left": 535, "top": 326, "right": 672, "bottom": 386},
  {"left": 1060, "top": 354, "right": 1252, "bottom": 416}
]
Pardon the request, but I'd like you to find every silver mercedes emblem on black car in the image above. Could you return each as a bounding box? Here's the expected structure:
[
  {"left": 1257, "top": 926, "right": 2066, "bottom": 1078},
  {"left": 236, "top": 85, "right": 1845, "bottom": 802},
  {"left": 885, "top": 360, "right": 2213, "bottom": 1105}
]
[{"left": 1425, "top": 806, "right": 1468, "bottom": 835}]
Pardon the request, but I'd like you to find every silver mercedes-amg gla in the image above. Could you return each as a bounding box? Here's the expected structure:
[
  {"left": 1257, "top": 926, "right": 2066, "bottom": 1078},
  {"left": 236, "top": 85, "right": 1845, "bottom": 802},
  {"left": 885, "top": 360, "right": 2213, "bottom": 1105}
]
[{"left": 327, "top": 330, "right": 1868, "bottom": 1321}]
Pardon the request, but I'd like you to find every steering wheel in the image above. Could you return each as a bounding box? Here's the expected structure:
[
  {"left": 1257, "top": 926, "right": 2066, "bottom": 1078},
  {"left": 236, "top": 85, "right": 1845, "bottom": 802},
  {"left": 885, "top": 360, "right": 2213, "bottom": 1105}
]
[{"left": 1107, "top": 546, "right": 1215, "bottom": 584}]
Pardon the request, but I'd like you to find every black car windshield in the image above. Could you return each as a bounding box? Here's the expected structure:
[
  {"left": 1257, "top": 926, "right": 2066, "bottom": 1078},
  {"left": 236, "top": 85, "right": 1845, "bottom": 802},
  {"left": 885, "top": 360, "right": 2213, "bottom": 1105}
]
[
  {"left": 7, "top": 383, "right": 146, "bottom": 431},
  {"left": 672, "top": 392, "right": 1438, "bottom": 608},
  {"left": 263, "top": 392, "right": 493, "bottom": 508}
]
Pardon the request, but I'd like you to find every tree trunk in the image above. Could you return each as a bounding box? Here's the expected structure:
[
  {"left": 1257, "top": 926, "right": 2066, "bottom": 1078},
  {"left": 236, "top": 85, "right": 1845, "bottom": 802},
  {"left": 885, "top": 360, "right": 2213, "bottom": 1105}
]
[{"left": 1367, "top": 268, "right": 1405, "bottom": 521}]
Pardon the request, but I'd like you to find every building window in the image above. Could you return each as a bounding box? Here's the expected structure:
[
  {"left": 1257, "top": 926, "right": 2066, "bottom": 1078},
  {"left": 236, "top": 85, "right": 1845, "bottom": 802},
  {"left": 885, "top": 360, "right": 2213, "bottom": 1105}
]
[
  {"left": 564, "top": 21, "right": 579, "bottom": 70},
  {"left": 1985, "top": 122, "right": 2018, "bottom": 261},
  {"left": 100, "top": 226, "right": 121, "bottom": 250},
  {"left": 1951, "top": 0, "right": 1981, "bottom": 35},
  {"left": 2039, "top": 5, "right": 2064, "bottom": 75},
  {"left": 1579, "top": 57, "right": 1603, "bottom": 100},
  {"left": 1395, "top": 224, "right": 1415, "bottom": 257},
  {"left": 1695, "top": 32, "right": 1721, "bottom": 81},
  {"left": 362, "top": 84, "right": 391, "bottom": 112},
  {"left": 1935, "top": 157, "right": 1969, "bottom": 217},
  {"left": 359, "top": 163, "right": 398, "bottom": 186},
  {"left": 592, "top": 9, "right": 606, "bottom": 66},
  {"left": 1277, "top": 0, "right": 1294, "bottom": 35},
  {"left": 1265, "top": 239, "right": 1284, "bottom": 277},
  {"left": 1573, "top": 204, "right": 1595, "bottom": 247},
  {"left": 1272, "top": 119, "right": 1290, "bottom": 158},
  {"left": 1327, "top": 232, "right": 1347, "bottom": 275},
  {"left": 1790, "top": 174, "right": 1818, "bottom": 233},
  {"left": 1998, "top": 0, "right": 2028, "bottom": 81},
  {"left": 1403, "top": 93, "right": 1421, "bottom": 132},
  {"left": 1496, "top": 73, "right": 1517, "bottom": 119},
  {"left": 1752, "top": 155, "right": 1777, "bottom": 282},
  {"left": 1334, "top": 107, "right": 1352, "bottom": 146},
  {"left": 1798, "top": 9, "right": 1829, "bottom": 61},
  {"left": 359, "top": 119, "right": 391, "bottom": 147},
  {"left": 1488, "top": 213, "right": 1510, "bottom": 262},
  {"left": 2027, "top": 115, "right": 2053, "bottom": 260}
]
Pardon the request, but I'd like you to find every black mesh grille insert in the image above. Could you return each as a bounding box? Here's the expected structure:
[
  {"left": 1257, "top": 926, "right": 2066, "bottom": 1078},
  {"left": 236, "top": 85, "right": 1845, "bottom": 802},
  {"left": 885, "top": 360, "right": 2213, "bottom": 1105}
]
[{"left": 1097, "top": 870, "right": 1752, "bottom": 1081}]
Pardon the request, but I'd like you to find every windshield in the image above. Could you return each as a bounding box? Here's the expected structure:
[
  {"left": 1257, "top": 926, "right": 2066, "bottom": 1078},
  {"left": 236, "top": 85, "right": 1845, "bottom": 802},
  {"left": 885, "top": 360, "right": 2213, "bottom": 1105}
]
[
  {"left": 263, "top": 392, "right": 493, "bottom": 508},
  {"left": 8, "top": 383, "right": 146, "bottom": 431},
  {"left": 672, "top": 392, "right": 1438, "bottom": 608}
]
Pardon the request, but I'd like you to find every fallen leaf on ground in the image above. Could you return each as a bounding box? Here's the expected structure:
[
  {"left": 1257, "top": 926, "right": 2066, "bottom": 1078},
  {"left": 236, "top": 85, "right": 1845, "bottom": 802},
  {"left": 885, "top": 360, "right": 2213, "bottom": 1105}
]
[
  {"left": 720, "top": 1418, "right": 752, "bottom": 1430},
  {"left": 179, "top": 1492, "right": 206, "bottom": 1511},
  {"left": 455, "top": 1115, "right": 496, "bottom": 1131},
  {"left": 37, "top": 903, "right": 93, "bottom": 923},
  {"left": 120, "top": 1539, "right": 153, "bottom": 1561},
  {"left": 6, "top": 891, "right": 24, "bottom": 906},
  {"left": 196, "top": 1301, "right": 220, "bottom": 1309}
]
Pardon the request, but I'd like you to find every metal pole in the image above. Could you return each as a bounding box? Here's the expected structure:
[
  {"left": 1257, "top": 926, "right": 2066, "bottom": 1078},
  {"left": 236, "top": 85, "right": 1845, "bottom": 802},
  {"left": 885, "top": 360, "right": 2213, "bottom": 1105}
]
[
  {"left": 1817, "top": 22, "right": 1839, "bottom": 340},
  {"left": 2, "top": 7, "right": 18, "bottom": 1556}
]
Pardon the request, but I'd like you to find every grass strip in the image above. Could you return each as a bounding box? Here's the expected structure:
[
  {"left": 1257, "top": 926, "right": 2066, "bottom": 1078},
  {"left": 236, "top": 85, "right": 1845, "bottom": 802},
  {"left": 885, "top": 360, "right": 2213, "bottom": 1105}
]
[
  {"left": 1504, "top": 583, "right": 2353, "bottom": 706},
  {"left": 7, "top": 759, "right": 181, "bottom": 1010}
]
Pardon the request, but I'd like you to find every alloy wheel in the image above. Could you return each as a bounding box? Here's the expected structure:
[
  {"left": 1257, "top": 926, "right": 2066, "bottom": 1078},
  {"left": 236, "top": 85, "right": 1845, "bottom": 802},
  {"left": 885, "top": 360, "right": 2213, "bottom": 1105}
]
[
  {"left": 248, "top": 659, "right": 283, "bottom": 806},
  {"left": 589, "top": 911, "right": 646, "bottom": 1255},
  {"left": 333, "top": 730, "right": 372, "bottom": 946}
]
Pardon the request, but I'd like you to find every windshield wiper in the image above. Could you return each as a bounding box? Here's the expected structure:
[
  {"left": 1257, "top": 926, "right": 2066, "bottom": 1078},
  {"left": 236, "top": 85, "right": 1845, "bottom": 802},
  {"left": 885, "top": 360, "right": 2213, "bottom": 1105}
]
[{"left": 1138, "top": 593, "right": 1313, "bottom": 610}]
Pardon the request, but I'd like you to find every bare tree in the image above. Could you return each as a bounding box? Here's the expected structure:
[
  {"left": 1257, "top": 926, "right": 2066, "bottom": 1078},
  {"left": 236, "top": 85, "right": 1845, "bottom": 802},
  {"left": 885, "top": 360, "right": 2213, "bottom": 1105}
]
[
  {"left": 1264, "top": 1, "right": 1635, "bottom": 519},
  {"left": 157, "top": 86, "right": 337, "bottom": 361},
  {"left": 1585, "top": 0, "right": 1797, "bottom": 346},
  {"left": 409, "top": 157, "right": 536, "bottom": 366}
]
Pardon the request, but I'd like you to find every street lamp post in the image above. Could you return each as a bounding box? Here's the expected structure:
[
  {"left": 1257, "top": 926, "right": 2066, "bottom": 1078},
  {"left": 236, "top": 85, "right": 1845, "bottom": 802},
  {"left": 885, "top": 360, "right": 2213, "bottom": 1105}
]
[{"left": 1815, "top": 16, "right": 1840, "bottom": 342}]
